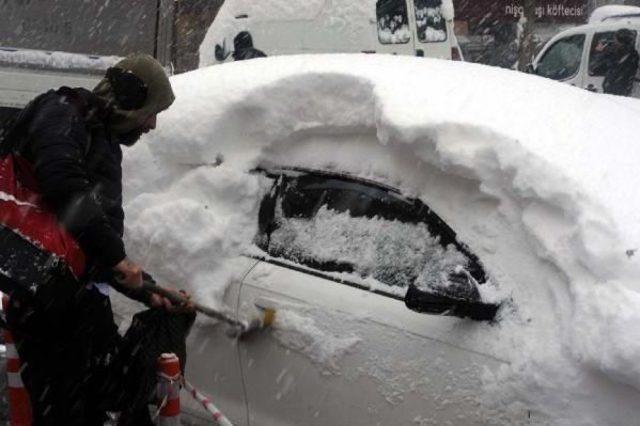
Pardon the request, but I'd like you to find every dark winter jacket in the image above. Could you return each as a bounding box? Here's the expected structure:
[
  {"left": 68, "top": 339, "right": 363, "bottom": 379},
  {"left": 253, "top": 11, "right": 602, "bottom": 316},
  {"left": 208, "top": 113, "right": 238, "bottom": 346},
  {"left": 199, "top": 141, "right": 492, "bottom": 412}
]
[
  {"left": 232, "top": 31, "right": 267, "bottom": 61},
  {"left": 20, "top": 87, "right": 127, "bottom": 272},
  {"left": 595, "top": 44, "right": 639, "bottom": 96}
]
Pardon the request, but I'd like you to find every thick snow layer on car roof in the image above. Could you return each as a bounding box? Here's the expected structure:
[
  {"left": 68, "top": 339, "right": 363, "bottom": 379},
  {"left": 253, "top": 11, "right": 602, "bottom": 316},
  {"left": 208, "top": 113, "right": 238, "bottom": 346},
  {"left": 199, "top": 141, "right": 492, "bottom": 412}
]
[
  {"left": 121, "top": 54, "right": 640, "bottom": 424},
  {"left": 147, "top": 54, "right": 640, "bottom": 266}
]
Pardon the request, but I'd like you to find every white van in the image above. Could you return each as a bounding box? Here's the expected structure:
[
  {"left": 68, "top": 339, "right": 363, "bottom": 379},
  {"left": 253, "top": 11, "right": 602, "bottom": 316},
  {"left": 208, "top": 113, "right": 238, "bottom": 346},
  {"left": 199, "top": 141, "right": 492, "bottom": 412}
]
[
  {"left": 530, "top": 6, "right": 640, "bottom": 96},
  {"left": 199, "top": 0, "right": 461, "bottom": 67}
]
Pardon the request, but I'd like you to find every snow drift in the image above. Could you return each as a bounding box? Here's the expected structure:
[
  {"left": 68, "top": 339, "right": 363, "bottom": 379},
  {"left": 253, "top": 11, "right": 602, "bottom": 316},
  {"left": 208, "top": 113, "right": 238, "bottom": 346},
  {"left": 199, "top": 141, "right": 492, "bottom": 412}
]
[{"left": 121, "top": 54, "right": 640, "bottom": 424}]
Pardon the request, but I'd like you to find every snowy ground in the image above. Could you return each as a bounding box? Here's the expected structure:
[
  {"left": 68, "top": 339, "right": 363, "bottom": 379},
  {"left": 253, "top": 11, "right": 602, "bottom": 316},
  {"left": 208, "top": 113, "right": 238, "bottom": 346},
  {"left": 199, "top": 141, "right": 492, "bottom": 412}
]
[{"left": 116, "top": 54, "right": 640, "bottom": 424}]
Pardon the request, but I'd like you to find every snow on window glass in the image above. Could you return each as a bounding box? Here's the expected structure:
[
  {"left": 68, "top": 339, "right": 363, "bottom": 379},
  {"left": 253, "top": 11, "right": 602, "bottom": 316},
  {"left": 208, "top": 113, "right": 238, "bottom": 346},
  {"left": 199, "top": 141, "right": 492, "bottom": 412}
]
[
  {"left": 268, "top": 204, "right": 471, "bottom": 290},
  {"left": 414, "top": 0, "right": 447, "bottom": 43},
  {"left": 376, "top": 0, "right": 411, "bottom": 45}
]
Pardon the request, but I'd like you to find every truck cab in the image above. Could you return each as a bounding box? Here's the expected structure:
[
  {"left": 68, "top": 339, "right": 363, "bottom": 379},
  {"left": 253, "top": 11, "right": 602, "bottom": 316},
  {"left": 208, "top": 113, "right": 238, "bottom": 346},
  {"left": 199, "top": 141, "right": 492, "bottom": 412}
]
[{"left": 530, "top": 8, "right": 640, "bottom": 96}]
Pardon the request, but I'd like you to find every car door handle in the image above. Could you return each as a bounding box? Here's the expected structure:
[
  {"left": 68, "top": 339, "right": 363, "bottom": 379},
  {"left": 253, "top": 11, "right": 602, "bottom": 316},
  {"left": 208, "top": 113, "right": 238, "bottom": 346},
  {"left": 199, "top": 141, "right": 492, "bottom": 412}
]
[{"left": 254, "top": 297, "right": 279, "bottom": 312}]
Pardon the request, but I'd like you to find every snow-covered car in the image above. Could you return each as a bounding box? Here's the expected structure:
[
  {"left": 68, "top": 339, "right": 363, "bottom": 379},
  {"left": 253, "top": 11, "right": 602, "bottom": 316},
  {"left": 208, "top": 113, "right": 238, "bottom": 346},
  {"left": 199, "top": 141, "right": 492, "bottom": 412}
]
[{"left": 118, "top": 54, "right": 640, "bottom": 425}]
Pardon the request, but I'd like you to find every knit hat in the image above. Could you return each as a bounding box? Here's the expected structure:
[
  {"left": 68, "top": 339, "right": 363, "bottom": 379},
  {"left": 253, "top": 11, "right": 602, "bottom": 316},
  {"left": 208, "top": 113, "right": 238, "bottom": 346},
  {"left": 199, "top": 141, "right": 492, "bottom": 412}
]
[{"left": 93, "top": 54, "right": 175, "bottom": 134}]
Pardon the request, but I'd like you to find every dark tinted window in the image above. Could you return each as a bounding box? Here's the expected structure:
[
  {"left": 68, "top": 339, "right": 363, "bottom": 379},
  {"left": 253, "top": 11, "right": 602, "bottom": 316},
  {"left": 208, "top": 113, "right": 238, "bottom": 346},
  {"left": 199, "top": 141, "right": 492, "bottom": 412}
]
[
  {"left": 256, "top": 172, "right": 486, "bottom": 291},
  {"left": 589, "top": 30, "right": 638, "bottom": 76},
  {"left": 414, "top": 0, "right": 447, "bottom": 43},
  {"left": 376, "top": 0, "right": 411, "bottom": 45},
  {"left": 281, "top": 177, "right": 415, "bottom": 221}
]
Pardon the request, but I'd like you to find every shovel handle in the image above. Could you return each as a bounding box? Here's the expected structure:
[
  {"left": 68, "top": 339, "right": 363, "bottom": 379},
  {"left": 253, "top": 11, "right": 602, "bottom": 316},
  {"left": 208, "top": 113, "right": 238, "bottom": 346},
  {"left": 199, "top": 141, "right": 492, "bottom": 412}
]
[{"left": 141, "top": 282, "right": 246, "bottom": 329}]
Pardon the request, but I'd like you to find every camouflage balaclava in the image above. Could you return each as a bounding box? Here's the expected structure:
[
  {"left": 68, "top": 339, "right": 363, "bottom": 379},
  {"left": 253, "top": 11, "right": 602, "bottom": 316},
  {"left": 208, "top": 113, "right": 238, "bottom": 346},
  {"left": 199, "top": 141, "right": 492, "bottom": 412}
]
[{"left": 93, "top": 54, "right": 175, "bottom": 140}]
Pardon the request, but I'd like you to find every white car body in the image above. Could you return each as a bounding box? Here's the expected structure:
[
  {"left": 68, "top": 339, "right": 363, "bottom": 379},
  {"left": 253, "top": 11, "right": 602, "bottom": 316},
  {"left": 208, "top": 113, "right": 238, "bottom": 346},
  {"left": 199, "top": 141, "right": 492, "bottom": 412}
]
[
  {"left": 531, "top": 12, "right": 640, "bottom": 96},
  {"left": 182, "top": 167, "right": 508, "bottom": 425},
  {"left": 120, "top": 55, "right": 640, "bottom": 425},
  {"left": 199, "top": 0, "right": 459, "bottom": 67}
]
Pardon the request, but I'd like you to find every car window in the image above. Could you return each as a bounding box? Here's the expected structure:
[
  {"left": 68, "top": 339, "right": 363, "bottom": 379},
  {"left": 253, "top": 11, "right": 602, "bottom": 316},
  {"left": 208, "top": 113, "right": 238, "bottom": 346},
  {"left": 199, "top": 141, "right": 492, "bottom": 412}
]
[
  {"left": 376, "top": 0, "right": 411, "bottom": 45},
  {"left": 414, "top": 0, "right": 447, "bottom": 43},
  {"left": 536, "top": 34, "right": 585, "bottom": 80},
  {"left": 256, "top": 172, "right": 486, "bottom": 292},
  {"left": 588, "top": 30, "right": 638, "bottom": 76}
]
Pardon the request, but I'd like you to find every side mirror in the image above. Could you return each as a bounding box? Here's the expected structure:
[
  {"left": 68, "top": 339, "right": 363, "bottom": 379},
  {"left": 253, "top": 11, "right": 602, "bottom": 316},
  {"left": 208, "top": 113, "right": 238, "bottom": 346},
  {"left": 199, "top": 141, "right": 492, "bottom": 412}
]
[
  {"left": 404, "top": 272, "right": 500, "bottom": 321},
  {"left": 525, "top": 63, "right": 536, "bottom": 74},
  {"left": 215, "top": 39, "right": 232, "bottom": 62}
]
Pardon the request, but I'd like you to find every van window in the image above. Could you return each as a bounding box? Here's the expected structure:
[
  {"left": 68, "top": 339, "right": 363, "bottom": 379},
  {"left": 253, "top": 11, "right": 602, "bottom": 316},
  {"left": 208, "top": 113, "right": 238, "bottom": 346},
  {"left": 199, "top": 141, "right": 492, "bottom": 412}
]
[
  {"left": 256, "top": 172, "right": 487, "bottom": 292},
  {"left": 376, "top": 0, "right": 411, "bottom": 44},
  {"left": 536, "top": 34, "right": 585, "bottom": 81},
  {"left": 589, "top": 30, "right": 638, "bottom": 76},
  {"left": 414, "top": 0, "right": 447, "bottom": 43}
]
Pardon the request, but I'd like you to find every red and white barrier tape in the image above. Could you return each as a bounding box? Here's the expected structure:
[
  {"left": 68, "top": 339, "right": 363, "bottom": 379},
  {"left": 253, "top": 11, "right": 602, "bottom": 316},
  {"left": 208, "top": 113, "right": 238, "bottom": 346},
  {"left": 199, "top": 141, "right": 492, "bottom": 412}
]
[
  {"left": 156, "top": 352, "right": 234, "bottom": 426},
  {"left": 183, "top": 379, "right": 234, "bottom": 426}
]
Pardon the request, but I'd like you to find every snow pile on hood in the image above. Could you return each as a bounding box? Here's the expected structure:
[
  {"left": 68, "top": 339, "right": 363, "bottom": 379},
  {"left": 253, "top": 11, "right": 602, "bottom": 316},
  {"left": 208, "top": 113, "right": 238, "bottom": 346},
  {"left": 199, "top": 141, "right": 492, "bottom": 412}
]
[
  {"left": 0, "top": 47, "right": 120, "bottom": 72},
  {"left": 122, "top": 54, "right": 640, "bottom": 424}
]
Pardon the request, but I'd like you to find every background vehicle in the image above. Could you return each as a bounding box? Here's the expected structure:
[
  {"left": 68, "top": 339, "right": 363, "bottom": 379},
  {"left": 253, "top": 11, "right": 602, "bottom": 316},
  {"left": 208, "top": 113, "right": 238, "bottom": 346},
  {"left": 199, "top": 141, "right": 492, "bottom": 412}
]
[
  {"left": 200, "top": 0, "right": 460, "bottom": 67},
  {"left": 530, "top": 6, "right": 640, "bottom": 96}
]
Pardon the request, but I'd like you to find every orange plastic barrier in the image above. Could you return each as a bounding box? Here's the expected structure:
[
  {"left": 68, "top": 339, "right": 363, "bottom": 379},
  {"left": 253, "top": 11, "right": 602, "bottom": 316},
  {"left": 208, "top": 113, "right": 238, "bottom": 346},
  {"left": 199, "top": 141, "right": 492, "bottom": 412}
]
[
  {"left": 157, "top": 353, "right": 181, "bottom": 425},
  {"left": 2, "top": 295, "right": 32, "bottom": 426}
]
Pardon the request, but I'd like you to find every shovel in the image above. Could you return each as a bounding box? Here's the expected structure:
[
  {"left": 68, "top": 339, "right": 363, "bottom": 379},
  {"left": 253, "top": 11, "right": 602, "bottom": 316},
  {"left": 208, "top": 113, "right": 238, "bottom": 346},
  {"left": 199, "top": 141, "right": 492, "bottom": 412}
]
[{"left": 141, "top": 280, "right": 275, "bottom": 335}]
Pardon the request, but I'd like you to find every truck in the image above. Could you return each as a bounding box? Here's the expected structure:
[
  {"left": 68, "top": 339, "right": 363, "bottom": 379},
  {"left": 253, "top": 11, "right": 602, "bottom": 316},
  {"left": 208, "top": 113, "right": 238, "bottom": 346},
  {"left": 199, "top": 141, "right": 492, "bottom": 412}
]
[
  {"left": 529, "top": 5, "right": 640, "bottom": 97},
  {"left": 0, "top": 0, "right": 221, "bottom": 122},
  {"left": 199, "top": 0, "right": 462, "bottom": 68}
]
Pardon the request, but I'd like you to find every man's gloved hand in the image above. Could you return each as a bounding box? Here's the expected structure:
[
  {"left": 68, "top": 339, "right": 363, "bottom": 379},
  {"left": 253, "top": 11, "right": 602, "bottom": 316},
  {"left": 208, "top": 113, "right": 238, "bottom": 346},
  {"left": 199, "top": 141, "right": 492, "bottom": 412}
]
[
  {"left": 113, "top": 257, "right": 143, "bottom": 290},
  {"left": 148, "top": 287, "right": 196, "bottom": 314},
  {"left": 141, "top": 273, "right": 195, "bottom": 314}
]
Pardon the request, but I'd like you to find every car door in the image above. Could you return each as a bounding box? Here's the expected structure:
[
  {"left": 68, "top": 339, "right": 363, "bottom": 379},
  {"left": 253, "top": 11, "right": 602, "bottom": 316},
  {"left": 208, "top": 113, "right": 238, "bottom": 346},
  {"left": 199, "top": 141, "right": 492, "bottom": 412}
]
[
  {"left": 584, "top": 28, "right": 640, "bottom": 96},
  {"left": 534, "top": 32, "right": 587, "bottom": 87},
  {"left": 182, "top": 257, "right": 259, "bottom": 426},
  {"left": 236, "top": 170, "right": 512, "bottom": 425}
]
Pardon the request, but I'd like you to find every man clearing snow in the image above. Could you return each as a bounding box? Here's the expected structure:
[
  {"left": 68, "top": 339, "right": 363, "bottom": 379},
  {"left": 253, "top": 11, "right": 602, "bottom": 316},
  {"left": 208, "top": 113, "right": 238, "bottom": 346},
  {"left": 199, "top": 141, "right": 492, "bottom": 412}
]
[
  {"left": 0, "top": 54, "right": 195, "bottom": 425},
  {"left": 592, "top": 28, "right": 639, "bottom": 96}
]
